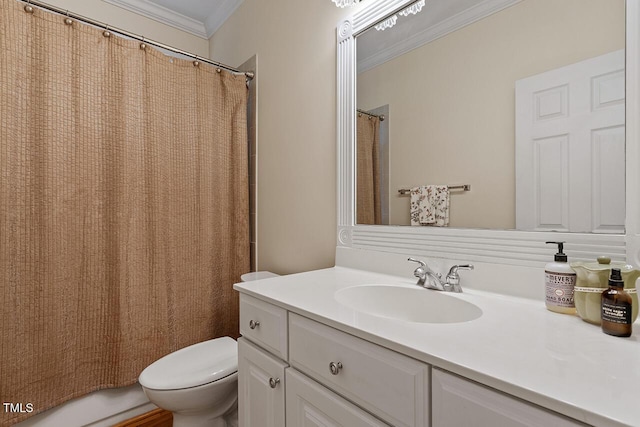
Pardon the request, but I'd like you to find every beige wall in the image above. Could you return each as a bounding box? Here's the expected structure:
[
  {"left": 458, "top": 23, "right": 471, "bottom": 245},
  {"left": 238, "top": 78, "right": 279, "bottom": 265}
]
[
  {"left": 358, "top": 0, "right": 624, "bottom": 228},
  {"left": 36, "top": 0, "right": 209, "bottom": 57},
  {"left": 210, "top": 0, "right": 362, "bottom": 274}
]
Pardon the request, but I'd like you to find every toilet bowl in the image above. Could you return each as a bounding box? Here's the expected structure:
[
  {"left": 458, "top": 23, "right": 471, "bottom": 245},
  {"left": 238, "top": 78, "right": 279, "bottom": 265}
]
[
  {"left": 139, "top": 272, "right": 278, "bottom": 427},
  {"left": 139, "top": 337, "right": 239, "bottom": 427}
]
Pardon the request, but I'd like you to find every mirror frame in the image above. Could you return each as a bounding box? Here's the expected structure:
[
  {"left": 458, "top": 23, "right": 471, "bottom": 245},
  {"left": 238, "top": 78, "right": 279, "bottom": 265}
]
[{"left": 336, "top": 0, "right": 640, "bottom": 267}]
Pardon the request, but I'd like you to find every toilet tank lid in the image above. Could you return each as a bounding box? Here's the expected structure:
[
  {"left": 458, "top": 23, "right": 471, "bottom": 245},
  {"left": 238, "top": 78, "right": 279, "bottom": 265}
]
[
  {"left": 241, "top": 271, "right": 279, "bottom": 282},
  {"left": 139, "top": 337, "right": 237, "bottom": 390}
]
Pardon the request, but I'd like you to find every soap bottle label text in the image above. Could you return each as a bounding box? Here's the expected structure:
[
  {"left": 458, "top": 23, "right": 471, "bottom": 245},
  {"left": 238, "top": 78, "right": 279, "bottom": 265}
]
[{"left": 545, "top": 271, "right": 576, "bottom": 308}]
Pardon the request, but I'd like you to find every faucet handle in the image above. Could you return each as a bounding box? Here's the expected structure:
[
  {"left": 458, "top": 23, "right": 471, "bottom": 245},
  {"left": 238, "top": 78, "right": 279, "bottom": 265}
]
[
  {"left": 408, "top": 258, "right": 429, "bottom": 286},
  {"left": 445, "top": 264, "right": 474, "bottom": 292},
  {"left": 408, "top": 258, "right": 427, "bottom": 277},
  {"left": 447, "top": 264, "right": 474, "bottom": 276},
  {"left": 408, "top": 257, "right": 443, "bottom": 279},
  {"left": 407, "top": 257, "right": 426, "bottom": 268}
]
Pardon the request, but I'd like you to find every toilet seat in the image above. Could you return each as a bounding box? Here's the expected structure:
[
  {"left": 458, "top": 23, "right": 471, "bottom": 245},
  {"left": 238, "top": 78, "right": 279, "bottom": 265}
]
[{"left": 139, "top": 337, "right": 237, "bottom": 391}]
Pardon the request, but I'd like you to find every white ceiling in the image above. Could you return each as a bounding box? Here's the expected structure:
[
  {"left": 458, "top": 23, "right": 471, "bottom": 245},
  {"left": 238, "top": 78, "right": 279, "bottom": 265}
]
[{"left": 103, "top": 0, "right": 244, "bottom": 39}]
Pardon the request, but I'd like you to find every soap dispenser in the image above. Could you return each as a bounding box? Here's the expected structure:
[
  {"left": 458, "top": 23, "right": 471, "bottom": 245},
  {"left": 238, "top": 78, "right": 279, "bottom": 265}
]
[{"left": 545, "top": 241, "right": 577, "bottom": 314}]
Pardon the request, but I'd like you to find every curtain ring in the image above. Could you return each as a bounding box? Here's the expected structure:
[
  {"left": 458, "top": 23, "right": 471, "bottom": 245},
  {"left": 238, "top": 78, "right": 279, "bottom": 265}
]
[
  {"left": 139, "top": 37, "right": 147, "bottom": 50},
  {"left": 216, "top": 68, "right": 222, "bottom": 73},
  {"left": 103, "top": 25, "right": 111, "bottom": 38},
  {"left": 64, "top": 10, "right": 73, "bottom": 26},
  {"left": 24, "top": 0, "right": 34, "bottom": 14},
  {"left": 193, "top": 56, "right": 200, "bottom": 67}
]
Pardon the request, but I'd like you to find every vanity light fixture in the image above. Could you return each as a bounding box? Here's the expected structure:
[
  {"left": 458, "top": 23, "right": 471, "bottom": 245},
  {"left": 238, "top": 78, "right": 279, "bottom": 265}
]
[
  {"left": 399, "top": 0, "right": 425, "bottom": 16},
  {"left": 375, "top": 0, "right": 426, "bottom": 31},
  {"left": 375, "top": 15, "right": 398, "bottom": 31},
  {"left": 332, "top": 0, "right": 360, "bottom": 7}
]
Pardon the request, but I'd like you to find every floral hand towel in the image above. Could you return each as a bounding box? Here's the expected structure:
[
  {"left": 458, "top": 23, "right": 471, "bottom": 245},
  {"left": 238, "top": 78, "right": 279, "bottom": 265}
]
[{"left": 410, "top": 185, "right": 450, "bottom": 226}]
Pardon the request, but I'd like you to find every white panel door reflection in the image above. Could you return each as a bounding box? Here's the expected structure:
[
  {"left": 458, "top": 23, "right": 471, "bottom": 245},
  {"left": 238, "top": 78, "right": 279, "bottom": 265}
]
[{"left": 516, "top": 50, "right": 625, "bottom": 233}]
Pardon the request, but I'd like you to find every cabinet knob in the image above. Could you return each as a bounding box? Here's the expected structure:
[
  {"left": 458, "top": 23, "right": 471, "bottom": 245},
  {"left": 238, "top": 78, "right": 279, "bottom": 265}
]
[
  {"left": 249, "top": 319, "right": 260, "bottom": 330},
  {"left": 269, "top": 377, "right": 280, "bottom": 388},
  {"left": 329, "top": 361, "right": 343, "bottom": 375}
]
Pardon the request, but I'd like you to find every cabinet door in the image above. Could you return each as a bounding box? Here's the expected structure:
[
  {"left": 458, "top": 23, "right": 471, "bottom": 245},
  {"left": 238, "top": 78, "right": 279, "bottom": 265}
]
[
  {"left": 238, "top": 337, "right": 287, "bottom": 427},
  {"left": 432, "top": 369, "right": 586, "bottom": 427},
  {"left": 286, "top": 368, "right": 390, "bottom": 427}
]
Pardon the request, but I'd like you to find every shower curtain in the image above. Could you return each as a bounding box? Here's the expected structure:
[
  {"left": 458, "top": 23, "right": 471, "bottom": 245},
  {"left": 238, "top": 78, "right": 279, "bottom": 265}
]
[
  {"left": 356, "top": 113, "right": 381, "bottom": 225},
  {"left": 0, "top": 1, "right": 249, "bottom": 424}
]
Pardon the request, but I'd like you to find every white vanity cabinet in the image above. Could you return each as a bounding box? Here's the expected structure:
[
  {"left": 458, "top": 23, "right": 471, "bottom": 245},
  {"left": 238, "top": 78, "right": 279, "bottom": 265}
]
[
  {"left": 238, "top": 292, "right": 590, "bottom": 427},
  {"left": 431, "top": 369, "right": 587, "bottom": 427},
  {"left": 238, "top": 294, "right": 289, "bottom": 427}
]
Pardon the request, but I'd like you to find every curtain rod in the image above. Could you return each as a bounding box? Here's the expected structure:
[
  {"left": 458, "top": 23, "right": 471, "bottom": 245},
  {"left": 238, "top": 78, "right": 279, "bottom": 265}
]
[
  {"left": 20, "top": 0, "right": 255, "bottom": 81},
  {"left": 357, "top": 109, "right": 385, "bottom": 122}
]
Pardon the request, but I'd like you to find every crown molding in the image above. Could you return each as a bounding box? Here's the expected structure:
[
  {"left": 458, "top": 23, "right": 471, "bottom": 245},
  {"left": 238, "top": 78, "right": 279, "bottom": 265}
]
[
  {"left": 203, "top": 0, "right": 244, "bottom": 39},
  {"left": 103, "top": 0, "right": 208, "bottom": 39},
  {"left": 358, "top": 0, "right": 522, "bottom": 73}
]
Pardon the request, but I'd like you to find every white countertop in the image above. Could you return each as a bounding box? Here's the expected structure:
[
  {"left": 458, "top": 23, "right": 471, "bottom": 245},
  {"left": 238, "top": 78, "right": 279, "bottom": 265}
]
[{"left": 234, "top": 266, "right": 640, "bottom": 427}]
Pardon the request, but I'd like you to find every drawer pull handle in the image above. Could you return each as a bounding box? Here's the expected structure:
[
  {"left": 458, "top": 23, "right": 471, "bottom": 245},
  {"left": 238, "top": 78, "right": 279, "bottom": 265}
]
[
  {"left": 249, "top": 320, "right": 260, "bottom": 330},
  {"left": 269, "top": 377, "right": 280, "bottom": 388},
  {"left": 329, "top": 361, "right": 343, "bottom": 375}
]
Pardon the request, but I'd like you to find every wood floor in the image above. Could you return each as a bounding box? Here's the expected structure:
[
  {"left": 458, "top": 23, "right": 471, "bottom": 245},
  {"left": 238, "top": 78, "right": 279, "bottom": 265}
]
[{"left": 113, "top": 409, "right": 172, "bottom": 427}]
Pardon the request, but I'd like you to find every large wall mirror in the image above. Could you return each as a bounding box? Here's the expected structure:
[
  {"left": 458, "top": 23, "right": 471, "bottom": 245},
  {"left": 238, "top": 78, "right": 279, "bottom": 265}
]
[
  {"left": 337, "top": 0, "right": 640, "bottom": 266},
  {"left": 356, "top": 0, "right": 625, "bottom": 231}
]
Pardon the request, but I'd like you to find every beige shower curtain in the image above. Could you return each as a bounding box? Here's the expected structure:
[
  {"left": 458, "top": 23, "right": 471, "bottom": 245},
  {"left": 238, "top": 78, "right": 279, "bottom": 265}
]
[
  {"left": 0, "top": 1, "right": 249, "bottom": 424},
  {"left": 356, "top": 113, "right": 381, "bottom": 225}
]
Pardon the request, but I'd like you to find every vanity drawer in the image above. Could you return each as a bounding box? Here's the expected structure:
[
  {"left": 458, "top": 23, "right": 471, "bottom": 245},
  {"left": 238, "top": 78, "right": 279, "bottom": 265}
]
[
  {"left": 289, "top": 313, "right": 430, "bottom": 427},
  {"left": 239, "top": 294, "right": 288, "bottom": 360}
]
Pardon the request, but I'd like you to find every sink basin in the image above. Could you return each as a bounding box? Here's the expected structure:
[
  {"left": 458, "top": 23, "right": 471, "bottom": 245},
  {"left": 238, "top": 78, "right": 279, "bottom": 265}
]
[{"left": 334, "top": 285, "right": 482, "bottom": 324}]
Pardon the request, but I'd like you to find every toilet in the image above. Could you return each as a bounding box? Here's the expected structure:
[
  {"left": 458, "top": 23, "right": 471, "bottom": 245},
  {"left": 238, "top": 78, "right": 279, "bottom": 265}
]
[
  {"left": 139, "top": 337, "right": 238, "bottom": 427},
  {"left": 139, "top": 271, "right": 278, "bottom": 427}
]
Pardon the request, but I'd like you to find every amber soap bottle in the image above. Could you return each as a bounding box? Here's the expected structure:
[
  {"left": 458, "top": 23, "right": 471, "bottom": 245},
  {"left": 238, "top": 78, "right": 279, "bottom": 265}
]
[{"left": 601, "top": 268, "right": 632, "bottom": 337}]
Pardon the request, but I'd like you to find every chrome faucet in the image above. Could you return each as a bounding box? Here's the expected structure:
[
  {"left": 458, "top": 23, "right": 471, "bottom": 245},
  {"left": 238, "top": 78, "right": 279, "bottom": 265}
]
[{"left": 408, "top": 258, "right": 474, "bottom": 293}]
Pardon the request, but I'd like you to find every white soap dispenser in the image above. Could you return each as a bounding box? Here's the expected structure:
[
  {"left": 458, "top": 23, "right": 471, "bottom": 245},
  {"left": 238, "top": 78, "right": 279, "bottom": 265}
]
[{"left": 545, "top": 241, "right": 577, "bottom": 314}]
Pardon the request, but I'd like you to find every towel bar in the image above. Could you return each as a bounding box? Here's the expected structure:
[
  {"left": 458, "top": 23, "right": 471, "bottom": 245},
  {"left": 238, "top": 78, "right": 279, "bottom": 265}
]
[{"left": 398, "top": 185, "right": 470, "bottom": 195}]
